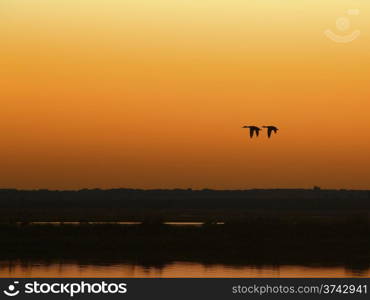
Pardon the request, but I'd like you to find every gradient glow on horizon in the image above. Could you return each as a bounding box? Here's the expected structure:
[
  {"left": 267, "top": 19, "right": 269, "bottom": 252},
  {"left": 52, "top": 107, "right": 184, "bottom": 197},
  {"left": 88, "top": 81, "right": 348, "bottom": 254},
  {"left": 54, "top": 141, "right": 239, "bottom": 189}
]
[{"left": 1, "top": 0, "right": 369, "bottom": 189}]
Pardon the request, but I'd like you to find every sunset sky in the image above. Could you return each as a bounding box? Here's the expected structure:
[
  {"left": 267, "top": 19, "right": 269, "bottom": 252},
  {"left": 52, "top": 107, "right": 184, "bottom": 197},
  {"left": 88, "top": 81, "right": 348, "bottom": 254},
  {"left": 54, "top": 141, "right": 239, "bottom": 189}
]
[{"left": 1, "top": 0, "right": 369, "bottom": 190}]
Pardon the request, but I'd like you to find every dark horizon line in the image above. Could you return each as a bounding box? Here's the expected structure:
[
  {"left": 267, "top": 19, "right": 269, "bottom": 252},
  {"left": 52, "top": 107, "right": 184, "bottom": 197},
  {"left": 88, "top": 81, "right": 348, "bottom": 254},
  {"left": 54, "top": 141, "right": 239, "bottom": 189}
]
[{"left": 1, "top": 187, "right": 370, "bottom": 192}]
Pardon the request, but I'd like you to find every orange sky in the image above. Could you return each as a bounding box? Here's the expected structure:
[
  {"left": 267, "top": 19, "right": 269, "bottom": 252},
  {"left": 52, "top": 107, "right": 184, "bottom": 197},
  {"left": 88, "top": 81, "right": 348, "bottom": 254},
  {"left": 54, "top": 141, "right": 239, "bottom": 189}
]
[{"left": 1, "top": 0, "right": 369, "bottom": 189}]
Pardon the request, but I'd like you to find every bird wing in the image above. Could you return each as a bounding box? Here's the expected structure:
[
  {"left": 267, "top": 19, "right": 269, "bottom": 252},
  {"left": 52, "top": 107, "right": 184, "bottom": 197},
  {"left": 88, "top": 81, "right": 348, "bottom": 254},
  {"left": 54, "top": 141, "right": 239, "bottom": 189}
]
[
  {"left": 255, "top": 129, "right": 259, "bottom": 136},
  {"left": 267, "top": 128, "right": 272, "bottom": 138},
  {"left": 249, "top": 128, "right": 254, "bottom": 138}
]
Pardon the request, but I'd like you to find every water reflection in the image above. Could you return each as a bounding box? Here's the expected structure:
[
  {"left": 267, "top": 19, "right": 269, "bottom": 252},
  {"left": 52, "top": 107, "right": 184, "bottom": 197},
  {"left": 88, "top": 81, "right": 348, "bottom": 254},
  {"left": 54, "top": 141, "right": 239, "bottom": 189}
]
[
  {"left": 17, "top": 222, "right": 220, "bottom": 226},
  {"left": 1, "top": 261, "right": 369, "bottom": 278}
]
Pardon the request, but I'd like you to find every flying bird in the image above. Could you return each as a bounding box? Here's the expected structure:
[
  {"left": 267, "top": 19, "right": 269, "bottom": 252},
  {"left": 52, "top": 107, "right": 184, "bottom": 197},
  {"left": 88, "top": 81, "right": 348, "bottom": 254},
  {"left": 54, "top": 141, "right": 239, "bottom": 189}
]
[
  {"left": 262, "top": 126, "right": 279, "bottom": 138},
  {"left": 242, "top": 126, "right": 262, "bottom": 138}
]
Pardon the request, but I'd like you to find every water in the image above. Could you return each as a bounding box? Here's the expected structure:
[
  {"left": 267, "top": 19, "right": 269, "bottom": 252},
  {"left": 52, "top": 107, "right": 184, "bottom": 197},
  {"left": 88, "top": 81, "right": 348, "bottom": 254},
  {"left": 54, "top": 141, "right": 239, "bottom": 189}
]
[
  {"left": 3, "top": 222, "right": 368, "bottom": 277},
  {"left": 18, "top": 222, "right": 224, "bottom": 226},
  {"left": 1, "top": 261, "right": 369, "bottom": 278}
]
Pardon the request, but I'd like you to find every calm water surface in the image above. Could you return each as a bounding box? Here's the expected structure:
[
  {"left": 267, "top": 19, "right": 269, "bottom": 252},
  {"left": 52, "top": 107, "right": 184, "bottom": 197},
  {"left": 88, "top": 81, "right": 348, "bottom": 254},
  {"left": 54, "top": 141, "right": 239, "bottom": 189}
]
[
  {"left": 1, "top": 262, "right": 369, "bottom": 278},
  {"left": 3, "top": 223, "right": 369, "bottom": 278}
]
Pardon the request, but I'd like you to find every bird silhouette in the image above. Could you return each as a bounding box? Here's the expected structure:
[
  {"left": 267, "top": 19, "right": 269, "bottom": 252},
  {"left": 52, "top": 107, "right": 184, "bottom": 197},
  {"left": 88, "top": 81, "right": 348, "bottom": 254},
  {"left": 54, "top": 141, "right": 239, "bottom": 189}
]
[
  {"left": 262, "top": 126, "right": 279, "bottom": 138},
  {"left": 242, "top": 126, "right": 262, "bottom": 138}
]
